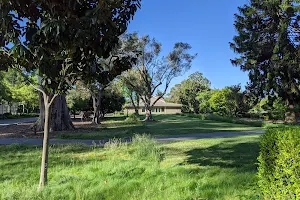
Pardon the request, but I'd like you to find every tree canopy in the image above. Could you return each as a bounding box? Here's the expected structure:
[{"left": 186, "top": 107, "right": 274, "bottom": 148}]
[
  {"left": 123, "top": 34, "right": 196, "bottom": 120},
  {"left": 230, "top": 0, "right": 300, "bottom": 122},
  {"left": 0, "top": 0, "right": 141, "bottom": 188}
]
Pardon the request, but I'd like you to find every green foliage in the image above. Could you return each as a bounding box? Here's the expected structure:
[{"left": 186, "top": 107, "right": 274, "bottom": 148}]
[
  {"left": 258, "top": 128, "right": 300, "bottom": 199},
  {"left": 125, "top": 114, "right": 140, "bottom": 124},
  {"left": 168, "top": 72, "right": 211, "bottom": 113},
  {"left": 184, "top": 113, "right": 264, "bottom": 127},
  {"left": 231, "top": 0, "right": 300, "bottom": 120},
  {"left": 196, "top": 90, "right": 213, "bottom": 114},
  {"left": 0, "top": 69, "right": 39, "bottom": 112},
  {"left": 0, "top": 72, "right": 11, "bottom": 102},
  {"left": 66, "top": 83, "right": 91, "bottom": 114},
  {"left": 250, "top": 97, "right": 288, "bottom": 120},
  {"left": 0, "top": 0, "right": 141, "bottom": 95},
  {"left": 101, "top": 83, "right": 126, "bottom": 116},
  {"left": 122, "top": 34, "right": 196, "bottom": 119},
  {"left": 209, "top": 87, "right": 239, "bottom": 116}
]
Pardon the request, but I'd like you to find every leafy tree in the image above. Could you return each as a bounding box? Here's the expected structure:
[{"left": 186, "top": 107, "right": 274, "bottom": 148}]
[
  {"left": 209, "top": 86, "right": 242, "bottom": 117},
  {"left": 100, "top": 82, "right": 125, "bottom": 118},
  {"left": 119, "top": 68, "right": 142, "bottom": 115},
  {"left": 230, "top": 0, "right": 300, "bottom": 123},
  {"left": 3, "top": 68, "right": 39, "bottom": 113},
  {"left": 0, "top": 72, "right": 11, "bottom": 104},
  {"left": 0, "top": 0, "right": 141, "bottom": 189},
  {"left": 87, "top": 33, "right": 140, "bottom": 124},
  {"left": 124, "top": 35, "right": 197, "bottom": 120},
  {"left": 168, "top": 72, "right": 211, "bottom": 113},
  {"left": 196, "top": 90, "right": 214, "bottom": 114},
  {"left": 250, "top": 96, "right": 287, "bottom": 120},
  {"left": 66, "top": 83, "right": 91, "bottom": 118}
]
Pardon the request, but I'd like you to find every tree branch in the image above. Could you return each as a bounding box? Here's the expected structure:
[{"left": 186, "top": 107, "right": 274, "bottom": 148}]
[
  {"left": 151, "top": 82, "right": 169, "bottom": 107},
  {"left": 49, "top": 94, "right": 58, "bottom": 106}
]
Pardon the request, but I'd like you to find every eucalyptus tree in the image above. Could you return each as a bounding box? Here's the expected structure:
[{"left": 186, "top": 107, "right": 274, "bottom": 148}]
[
  {"left": 86, "top": 33, "right": 140, "bottom": 124},
  {"left": 230, "top": 0, "right": 300, "bottom": 123},
  {"left": 124, "top": 35, "right": 196, "bottom": 120},
  {"left": 0, "top": 0, "right": 141, "bottom": 189}
]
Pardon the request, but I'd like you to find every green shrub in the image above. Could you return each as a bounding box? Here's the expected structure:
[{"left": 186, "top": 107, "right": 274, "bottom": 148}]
[
  {"left": 124, "top": 114, "right": 140, "bottom": 124},
  {"left": 258, "top": 128, "right": 300, "bottom": 199},
  {"left": 182, "top": 113, "right": 264, "bottom": 127}
]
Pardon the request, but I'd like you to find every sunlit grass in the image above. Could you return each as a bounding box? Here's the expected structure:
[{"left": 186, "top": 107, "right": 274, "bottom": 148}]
[
  {"left": 58, "top": 114, "right": 261, "bottom": 140},
  {"left": 0, "top": 134, "right": 261, "bottom": 200}
]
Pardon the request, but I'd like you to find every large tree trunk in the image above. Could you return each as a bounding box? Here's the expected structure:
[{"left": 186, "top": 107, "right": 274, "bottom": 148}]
[
  {"left": 129, "top": 93, "right": 139, "bottom": 115},
  {"left": 92, "top": 88, "right": 103, "bottom": 124},
  {"left": 143, "top": 94, "right": 153, "bottom": 121},
  {"left": 285, "top": 96, "right": 296, "bottom": 124},
  {"left": 38, "top": 94, "right": 74, "bottom": 131},
  {"left": 144, "top": 107, "right": 153, "bottom": 121}
]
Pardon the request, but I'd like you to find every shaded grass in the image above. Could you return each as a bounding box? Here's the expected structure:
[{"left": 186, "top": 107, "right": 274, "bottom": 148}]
[
  {"left": 58, "top": 114, "right": 261, "bottom": 140},
  {"left": 0, "top": 135, "right": 261, "bottom": 200}
]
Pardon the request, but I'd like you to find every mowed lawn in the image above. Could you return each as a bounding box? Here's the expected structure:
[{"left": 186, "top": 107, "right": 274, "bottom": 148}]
[
  {"left": 0, "top": 134, "right": 261, "bottom": 200},
  {"left": 59, "top": 114, "right": 261, "bottom": 140}
]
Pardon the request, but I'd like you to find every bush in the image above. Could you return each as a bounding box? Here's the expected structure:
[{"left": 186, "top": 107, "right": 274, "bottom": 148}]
[
  {"left": 124, "top": 114, "right": 140, "bottom": 124},
  {"left": 182, "top": 113, "right": 264, "bottom": 127},
  {"left": 258, "top": 128, "right": 300, "bottom": 199}
]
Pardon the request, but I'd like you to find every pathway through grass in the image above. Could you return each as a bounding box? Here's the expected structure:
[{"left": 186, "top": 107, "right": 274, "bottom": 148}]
[{"left": 0, "top": 134, "right": 261, "bottom": 200}]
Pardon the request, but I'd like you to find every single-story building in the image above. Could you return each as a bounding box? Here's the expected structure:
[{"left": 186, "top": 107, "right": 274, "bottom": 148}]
[
  {"left": 0, "top": 102, "right": 19, "bottom": 115},
  {"left": 125, "top": 96, "right": 182, "bottom": 115}
]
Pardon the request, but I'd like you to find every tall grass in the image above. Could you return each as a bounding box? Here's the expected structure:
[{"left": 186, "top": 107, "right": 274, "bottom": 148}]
[{"left": 0, "top": 135, "right": 261, "bottom": 200}]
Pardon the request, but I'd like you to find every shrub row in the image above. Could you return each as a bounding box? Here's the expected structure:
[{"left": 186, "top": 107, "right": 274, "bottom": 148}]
[
  {"left": 258, "top": 128, "right": 300, "bottom": 199},
  {"left": 180, "top": 113, "right": 264, "bottom": 127}
]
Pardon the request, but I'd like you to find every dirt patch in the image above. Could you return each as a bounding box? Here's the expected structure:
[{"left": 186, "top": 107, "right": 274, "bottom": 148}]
[{"left": 0, "top": 121, "right": 99, "bottom": 139}]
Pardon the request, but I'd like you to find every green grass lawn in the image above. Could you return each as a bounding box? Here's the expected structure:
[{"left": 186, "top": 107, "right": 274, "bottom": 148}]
[
  {"left": 58, "top": 114, "right": 262, "bottom": 140},
  {"left": 0, "top": 134, "right": 261, "bottom": 200}
]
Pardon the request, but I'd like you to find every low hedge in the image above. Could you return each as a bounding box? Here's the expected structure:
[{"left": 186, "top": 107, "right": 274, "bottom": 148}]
[
  {"left": 181, "top": 113, "right": 264, "bottom": 127},
  {"left": 258, "top": 128, "right": 300, "bottom": 199}
]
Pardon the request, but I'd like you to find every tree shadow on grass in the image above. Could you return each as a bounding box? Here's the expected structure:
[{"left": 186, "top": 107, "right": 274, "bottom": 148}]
[{"left": 182, "top": 140, "right": 260, "bottom": 172}]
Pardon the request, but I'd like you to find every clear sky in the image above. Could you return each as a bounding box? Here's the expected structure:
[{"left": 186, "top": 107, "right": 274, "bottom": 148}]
[{"left": 127, "top": 0, "right": 249, "bottom": 91}]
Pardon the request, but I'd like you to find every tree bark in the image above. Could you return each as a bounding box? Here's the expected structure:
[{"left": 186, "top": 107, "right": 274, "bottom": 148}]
[
  {"left": 143, "top": 95, "right": 153, "bottom": 121},
  {"left": 285, "top": 96, "right": 297, "bottom": 124},
  {"left": 92, "top": 88, "right": 103, "bottom": 124},
  {"left": 38, "top": 94, "right": 74, "bottom": 131},
  {"left": 38, "top": 101, "right": 50, "bottom": 190},
  {"left": 129, "top": 93, "right": 138, "bottom": 115},
  {"left": 38, "top": 93, "right": 58, "bottom": 190}
]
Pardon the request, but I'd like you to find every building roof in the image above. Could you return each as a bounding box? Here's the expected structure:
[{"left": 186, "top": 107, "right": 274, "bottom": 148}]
[{"left": 126, "top": 96, "right": 182, "bottom": 108}]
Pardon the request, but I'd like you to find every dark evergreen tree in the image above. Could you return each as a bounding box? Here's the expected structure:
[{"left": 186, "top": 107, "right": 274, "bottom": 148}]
[{"left": 230, "top": 0, "right": 300, "bottom": 123}]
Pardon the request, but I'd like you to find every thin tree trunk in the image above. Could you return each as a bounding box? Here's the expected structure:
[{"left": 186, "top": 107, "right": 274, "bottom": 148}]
[
  {"left": 38, "top": 101, "right": 50, "bottom": 190},
  {"left": 38, "top": 93, "right": 58, "bottom": 190}
]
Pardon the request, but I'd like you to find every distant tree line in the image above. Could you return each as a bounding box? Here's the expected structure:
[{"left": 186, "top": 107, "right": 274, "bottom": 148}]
[{"left": 167, "top": 72, "right": 288, "bottom": 120}]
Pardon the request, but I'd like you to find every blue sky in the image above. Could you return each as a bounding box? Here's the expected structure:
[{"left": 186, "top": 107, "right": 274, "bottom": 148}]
[{"left": 127, "top": 0, "right": 249, "bottom": 91}]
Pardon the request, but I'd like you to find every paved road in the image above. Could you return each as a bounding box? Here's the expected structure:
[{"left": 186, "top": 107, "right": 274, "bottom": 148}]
[
  {"left": 0, "top": 130, "right": 265, "bottom": 146},
  {"left": 0, "top": 117, "right": 38, "bottom": 126}
]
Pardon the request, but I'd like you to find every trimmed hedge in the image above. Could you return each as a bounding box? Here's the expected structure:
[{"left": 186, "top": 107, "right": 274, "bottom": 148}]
[
  {"left": 181, "top": 113, "right": 264, "bottom": 127},
  {"left": 258, "top": 128, "right": 300, "bottom": 199}
]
